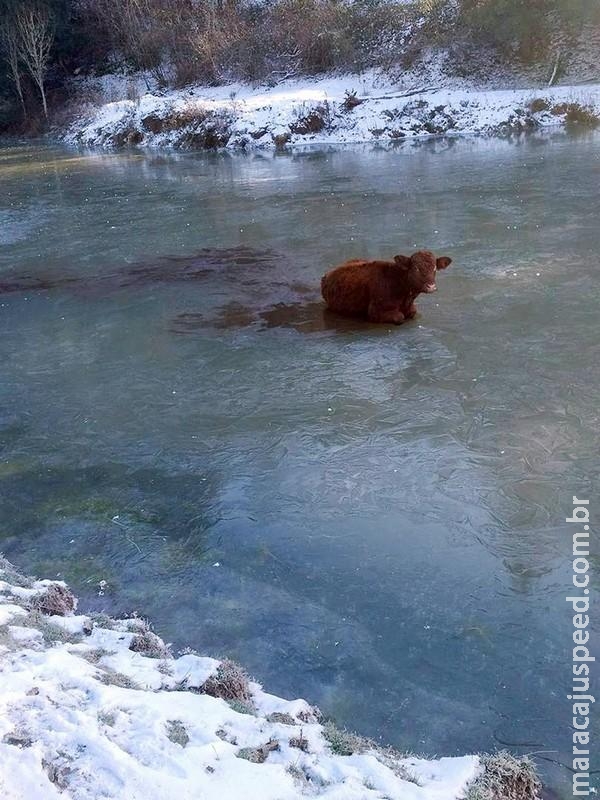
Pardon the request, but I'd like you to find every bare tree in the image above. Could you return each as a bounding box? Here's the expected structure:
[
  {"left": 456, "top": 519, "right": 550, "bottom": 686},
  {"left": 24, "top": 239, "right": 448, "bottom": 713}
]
[
  {"left": 16, "top": 3, "right": 54, "bottom": 119},
  {"left": 0, "top": 16, "right": 27, "bottom": 118}
]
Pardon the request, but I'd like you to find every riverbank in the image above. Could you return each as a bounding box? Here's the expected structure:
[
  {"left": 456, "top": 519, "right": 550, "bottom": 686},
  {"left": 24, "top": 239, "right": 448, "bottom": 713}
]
[
  {"left": 0, "top": 556, "right": 541, "bottom": 799},
  {"left": 61, "top": 70, "right": 600, "bottom": 150}
]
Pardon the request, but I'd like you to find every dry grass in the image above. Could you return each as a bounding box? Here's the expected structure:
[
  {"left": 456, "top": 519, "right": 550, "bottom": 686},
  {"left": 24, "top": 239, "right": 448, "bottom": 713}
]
[
  {"left": 322, "top": 721, "right": 371, "bottom": 756},
  {"left": 237, "top": 738, "right": 279, "bottom": 763},
  {"left": 226, "top": 699, "right": 256, "bottom": 716},
  {"left": 19, "top": 611, "right": 80, "bottom": 645},
  {"left": 266, "top": 712, "right": 297, "bottom": 725},
  {"left": 528, "top": 98, "right": 550, "bottom": 113},
  {"left": 289, "top": 730, "right": 310, "bottom": 752},
  {"left": 200, "top": 659, "right": 254, "bottom": 706},
  {"left": 100, "top": 669, "right": 141, "bottom": 690},
  {"left": 90, "top": 612, "right": 117, "bottom": 630},
  {"left": 464, "top": 752, "right": 541, "bottom": 800},
  {"left": 550, "top": 101, "right": 600, "bottom": 126},
  {"left": 272, "top": 132, "right": 291, "bottom": 149},
  {"left": 80, "top": 647, "right": 115, "bottom": 664},
  {"left": 129, "top": 629, "right": 171, "bottom": 660},
  {"left": 0, "top": 556, "right": 34, "bottom": 588},
  {"left": 289, "top": 103, "right": 333, "bottom": 135},
  {"left": 29, "top": 584, "right": 75, "bottom": 617},
  {"left": 42, "top": 757, "right": 73, "bottom": 791},
  {"left": 342, "top": 90, "right": 365, "bottom": 112},
  {"left": 3, "top": 730, "right": 34, "bottom": 748},
  {"left": 321, "top": 722, "right": 418, "bottom": 784}
]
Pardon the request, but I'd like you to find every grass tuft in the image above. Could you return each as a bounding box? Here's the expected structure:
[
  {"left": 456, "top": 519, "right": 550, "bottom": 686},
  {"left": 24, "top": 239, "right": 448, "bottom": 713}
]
[
  {"left": 551, "top": 102, "right": 600, "bottom": 127},
  {"left": 201, "top": 659, "right": 254, "bottom": 706},
  {"left": 166, "top": 720, "right": 189, "bottom": 748},
  {"left": 322, "top": 721, "right": 371, "bottom": 756},
  {"left": 463, "top": 752, "right": 542, "bottom": 800},
  {"left": 30, "top": 584, "right": 76, "bottom": 617},
  {"left": 80, "top": 647, "right": 115, "bottom": 664},
  {"left": 266, "top": 712, "right": 297, "bottom": 725},
  {"left": 237, "top": 738, "right": 279, "bottom": 763},
  {"left": 129, "top": 629, "right": 171, "bottom": 660},
  {"left": 100, "top": 669, "right": 141, "bottom": 690},
  {"left": 528, "top": 98, "right": 550, "bottom": 113},
  {"left": 289, "top": 730, "right": 309, "bottom": 752},
  {"left": 342, "top": 90, "right": 364, "bottom": 111},
  {"left": 0, "top": 556, "right": 34, "bottom": 588},
  {"left": 226, "top": 698, "right": 256, "bottom": 715},
  {"left": 19, "top": 611, "right": 81, "bottom": 645}
]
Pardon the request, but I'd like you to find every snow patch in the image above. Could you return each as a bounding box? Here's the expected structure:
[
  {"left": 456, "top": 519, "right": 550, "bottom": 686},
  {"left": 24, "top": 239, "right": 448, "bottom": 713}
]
[
  {"left": 0, "top": 558, "right": 484, "bottom": 800},
  {"left": 63, "top": 69, "right": 600, "bottom": 150}
]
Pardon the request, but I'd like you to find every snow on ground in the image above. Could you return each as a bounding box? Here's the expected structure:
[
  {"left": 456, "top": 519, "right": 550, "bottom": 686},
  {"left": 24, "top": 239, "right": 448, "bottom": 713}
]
[
  {"left": 0, "top": 557, "right": 483, "bottom": 800},
  {"left": 63, "top": 68, "right": 600, "bottom": 150}
]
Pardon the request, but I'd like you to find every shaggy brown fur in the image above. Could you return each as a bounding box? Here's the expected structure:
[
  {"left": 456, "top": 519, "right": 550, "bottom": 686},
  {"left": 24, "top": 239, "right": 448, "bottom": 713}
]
[{"left": 321, "top": 250, "right": 452, "bottom": 324}]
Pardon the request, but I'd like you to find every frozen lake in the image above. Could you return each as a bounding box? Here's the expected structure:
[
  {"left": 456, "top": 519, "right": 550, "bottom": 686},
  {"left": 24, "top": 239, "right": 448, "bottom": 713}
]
[{"left": 1, "top": 134, "right": 599, "bottom": 797}]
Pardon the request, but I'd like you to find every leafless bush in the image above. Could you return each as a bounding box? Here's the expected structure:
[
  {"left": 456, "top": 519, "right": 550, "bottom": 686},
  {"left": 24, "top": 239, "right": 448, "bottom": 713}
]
[
  {"left": 81, "top": 0, "right": 169, "bottom": 84},
  {"left": 76, "top": 0, "right": 417, "bottom": 86},
  {"left": 289, "top": 104, "right": 330, "bottom": 134}
]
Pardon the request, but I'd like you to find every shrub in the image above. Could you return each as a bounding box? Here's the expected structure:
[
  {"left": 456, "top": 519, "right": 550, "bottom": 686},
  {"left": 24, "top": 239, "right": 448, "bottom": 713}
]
[
  {"left": 551, "top": 102, "right": 600, "bottom": 127},
  {"left": 289, "top": 104, "right": 330, "bottom": 135}
]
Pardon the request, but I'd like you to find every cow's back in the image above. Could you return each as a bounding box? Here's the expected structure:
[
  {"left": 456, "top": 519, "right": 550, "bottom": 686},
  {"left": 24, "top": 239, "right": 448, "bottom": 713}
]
[{"left": 321, "top": 260, "right": 376, "bottom": 315}]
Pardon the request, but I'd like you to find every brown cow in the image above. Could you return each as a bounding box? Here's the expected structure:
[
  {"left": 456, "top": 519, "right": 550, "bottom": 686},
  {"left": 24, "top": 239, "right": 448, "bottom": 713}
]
[{"left": 321, "top": 250, "right": 452, "bottom": 324}]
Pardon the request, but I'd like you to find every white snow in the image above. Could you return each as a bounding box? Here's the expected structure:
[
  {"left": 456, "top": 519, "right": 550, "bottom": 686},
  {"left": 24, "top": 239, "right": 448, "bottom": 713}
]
[
  {"left": 63, "top": 68, "right": 600, "bottom": 150},
  {"left": 0, "top": 559, "right": 484, "bottom": 799}
]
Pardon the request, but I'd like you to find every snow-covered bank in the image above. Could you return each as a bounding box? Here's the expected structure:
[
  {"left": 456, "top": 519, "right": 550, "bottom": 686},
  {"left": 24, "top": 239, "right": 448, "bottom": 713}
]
[
  {"left": 0, "top": 557, "right": 541, "bottom": 800},
  {"left": 63, "top": 70, "right": 600, "bottom": 150}
]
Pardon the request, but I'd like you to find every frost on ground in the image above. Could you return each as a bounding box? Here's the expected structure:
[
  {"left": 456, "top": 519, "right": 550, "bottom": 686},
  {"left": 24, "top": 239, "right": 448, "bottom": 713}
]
[
  {"left": 63, "top": 68, "right": 600, "bottom": 151},
  {"left": 0, "top": 556, "right": 541, "bottom": 800}
]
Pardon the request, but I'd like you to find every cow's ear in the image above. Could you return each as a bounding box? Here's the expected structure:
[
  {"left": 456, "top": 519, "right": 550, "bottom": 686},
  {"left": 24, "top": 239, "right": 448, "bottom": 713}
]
[
  {"left": 436, "top": 256, "right": 452, "bottom": 269},
  {"left": 394, "top": 254, "right": 410, "bottom": 269}
]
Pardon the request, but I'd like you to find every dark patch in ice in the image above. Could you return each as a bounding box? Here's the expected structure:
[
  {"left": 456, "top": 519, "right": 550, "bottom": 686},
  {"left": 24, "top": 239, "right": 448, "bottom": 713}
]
[
  {"left": 0, "top": 244, "right": 404, "bottom": 336},
  {"left": 0, "top": 275, "right": 79, "bottom": 294},
  {"left": 172, "top": 298, "right": 418, "bottom": 335},
  {"left": 0, "top": 246, "right": 280, "bottom": 296}
]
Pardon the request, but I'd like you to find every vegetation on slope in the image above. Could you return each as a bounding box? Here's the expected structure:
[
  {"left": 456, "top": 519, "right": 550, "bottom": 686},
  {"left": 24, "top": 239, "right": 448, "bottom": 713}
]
[{"left": 1, "top": 0, "right": 599, "bottom": 133}]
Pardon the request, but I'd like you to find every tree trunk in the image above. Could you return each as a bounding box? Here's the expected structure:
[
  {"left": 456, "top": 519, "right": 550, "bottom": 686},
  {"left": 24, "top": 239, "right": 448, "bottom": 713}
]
[{"left": 548, "top": 50, "right": 561, "bottom": 87}]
